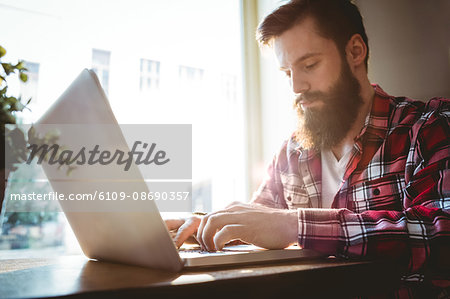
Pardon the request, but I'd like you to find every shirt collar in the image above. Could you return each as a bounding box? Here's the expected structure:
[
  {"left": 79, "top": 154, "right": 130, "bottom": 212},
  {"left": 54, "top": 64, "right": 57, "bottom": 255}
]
[{"left": 355, "top": 84, "right": 394, "bottom": 142}]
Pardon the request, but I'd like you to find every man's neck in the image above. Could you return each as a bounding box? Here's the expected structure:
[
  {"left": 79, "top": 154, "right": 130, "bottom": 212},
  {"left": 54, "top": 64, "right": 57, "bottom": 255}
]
[{"left": 332, "top": 80, "right": 374, "bottom": 161}]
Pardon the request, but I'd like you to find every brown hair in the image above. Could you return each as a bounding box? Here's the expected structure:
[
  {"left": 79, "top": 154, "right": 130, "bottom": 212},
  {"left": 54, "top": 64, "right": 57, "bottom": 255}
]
[{"left": 256, "top": 0, "right": 369, "bottom": 69}]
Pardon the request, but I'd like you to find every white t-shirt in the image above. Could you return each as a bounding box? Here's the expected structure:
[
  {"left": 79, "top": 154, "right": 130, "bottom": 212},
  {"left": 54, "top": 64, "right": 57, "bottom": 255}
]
[{"left": 321, "top": 148, "right": 352, "bottom": 208}]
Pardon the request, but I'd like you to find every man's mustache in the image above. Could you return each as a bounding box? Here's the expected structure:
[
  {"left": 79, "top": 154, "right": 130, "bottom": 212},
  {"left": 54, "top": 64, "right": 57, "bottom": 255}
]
[{"left": 294, "top": 92, "right": 326, "bottom": 106}]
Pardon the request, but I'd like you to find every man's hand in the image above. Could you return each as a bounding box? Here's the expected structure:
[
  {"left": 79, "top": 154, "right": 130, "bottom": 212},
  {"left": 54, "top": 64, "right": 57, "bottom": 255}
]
[
  {"left": 196, "top": 202, "right": 298, "bottom": 251},
  {"left": 165, "top": 215, "right": 202, "bottom": 248}
]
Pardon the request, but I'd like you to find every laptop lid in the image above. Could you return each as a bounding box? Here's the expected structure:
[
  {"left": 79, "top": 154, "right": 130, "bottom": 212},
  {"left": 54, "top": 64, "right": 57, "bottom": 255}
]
[{"left": 35, "top": 69, "right": 184, "bottom": 272}]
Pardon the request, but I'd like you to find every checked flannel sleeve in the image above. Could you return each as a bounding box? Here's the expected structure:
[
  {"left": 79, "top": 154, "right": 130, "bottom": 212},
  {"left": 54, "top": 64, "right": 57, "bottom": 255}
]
[{"left": 252, "top": 97, "right": 450, "bottom": 284}]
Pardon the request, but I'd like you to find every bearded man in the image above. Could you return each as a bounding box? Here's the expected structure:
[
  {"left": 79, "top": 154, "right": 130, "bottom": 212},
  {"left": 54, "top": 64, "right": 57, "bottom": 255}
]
[{"left": 166, "top": 0, "right": 449, "bottom": 296}]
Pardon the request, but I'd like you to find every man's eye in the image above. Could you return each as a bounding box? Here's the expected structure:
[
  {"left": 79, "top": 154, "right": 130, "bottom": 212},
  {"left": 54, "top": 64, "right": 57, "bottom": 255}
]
[{"left": 305, "top": 62, "right": 318, "bottom": 70}]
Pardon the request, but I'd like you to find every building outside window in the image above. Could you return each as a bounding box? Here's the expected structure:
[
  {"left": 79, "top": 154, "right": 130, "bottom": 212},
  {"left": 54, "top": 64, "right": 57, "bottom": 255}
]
[
  {"left": 220, "top": 73, "right": 238, "bottom": 103},
  {"left": 140, "top": 59, "right": 160, "bottom": 93},
  {"left": 179, "top": 65, "right": 204, "bottom": 90}
]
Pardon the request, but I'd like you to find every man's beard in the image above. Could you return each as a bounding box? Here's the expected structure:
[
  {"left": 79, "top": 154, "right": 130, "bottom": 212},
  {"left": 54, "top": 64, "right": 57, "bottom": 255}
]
[{"left": 293, "top": 59, "right": 363, "bottom": 150}]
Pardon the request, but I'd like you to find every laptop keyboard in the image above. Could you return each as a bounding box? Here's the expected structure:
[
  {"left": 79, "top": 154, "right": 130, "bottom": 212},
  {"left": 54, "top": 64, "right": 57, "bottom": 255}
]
[{"left": 178, "top": 244, "right": 261, "bottom": 257}]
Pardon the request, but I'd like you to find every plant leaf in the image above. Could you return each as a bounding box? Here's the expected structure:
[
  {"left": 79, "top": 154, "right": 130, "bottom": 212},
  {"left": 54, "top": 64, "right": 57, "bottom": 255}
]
[
  {"left": 19, "top": 72, "right": 28, "bottom": 82},
  {"left": 15, "top": 61, "right": 25, "bottom": 70},
  {"left": 0, "top": 45, "right": 6, "bottom": 58},
  {"left": 1, "top": 62, "right": 14, "bottom": 75}
]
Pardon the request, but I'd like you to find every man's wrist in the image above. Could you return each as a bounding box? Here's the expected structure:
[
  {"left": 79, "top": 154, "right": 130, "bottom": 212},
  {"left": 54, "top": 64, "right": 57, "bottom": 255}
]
[{"left": 284, "top": 209, "right": 300, "bottom": 246}]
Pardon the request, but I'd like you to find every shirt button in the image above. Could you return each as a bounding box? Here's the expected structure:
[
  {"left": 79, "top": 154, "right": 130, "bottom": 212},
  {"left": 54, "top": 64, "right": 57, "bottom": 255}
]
[
  {"left": 373, "top": 188, "right": 380, "bottom": 196},
  {"left": 287, "top": 196, "right": 292, "bottom": 201}
]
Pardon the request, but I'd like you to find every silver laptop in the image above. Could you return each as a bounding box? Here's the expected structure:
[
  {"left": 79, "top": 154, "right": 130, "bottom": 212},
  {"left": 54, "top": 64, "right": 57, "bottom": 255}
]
[{"left": 35, "top": 69, "right": 322, "bottom": 272}]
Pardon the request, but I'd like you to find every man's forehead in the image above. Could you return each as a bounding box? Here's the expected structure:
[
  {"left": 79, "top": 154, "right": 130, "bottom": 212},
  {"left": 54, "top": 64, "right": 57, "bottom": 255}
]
[{"left": 273, "top": 17, "right": 335, "bottom": 66}]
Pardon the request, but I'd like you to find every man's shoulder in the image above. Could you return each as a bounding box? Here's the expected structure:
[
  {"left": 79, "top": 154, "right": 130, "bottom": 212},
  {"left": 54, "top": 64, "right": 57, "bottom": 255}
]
[
  {"left": 382, "top": 91, "right": 449, "bottom": 129},
  {"left": 391, "top": 95, "right": 449, "bottom": 112},
  {"left": 396, "top": 96, "right": 448, "bottom": 123},
  {"left": 373, "top": 84, "right": 448, "bottom": 112},
  {"left": 421, "top": 97, "right": 449, "bottom": 117},
  {"left": 385, "top": 94, "right": 449, "bottom": 156}
]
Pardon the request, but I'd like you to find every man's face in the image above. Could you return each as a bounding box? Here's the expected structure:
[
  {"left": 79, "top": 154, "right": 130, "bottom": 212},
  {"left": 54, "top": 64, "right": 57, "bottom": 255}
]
[{"left": 274, "top": 17, "right": 363, "bottom": 150}]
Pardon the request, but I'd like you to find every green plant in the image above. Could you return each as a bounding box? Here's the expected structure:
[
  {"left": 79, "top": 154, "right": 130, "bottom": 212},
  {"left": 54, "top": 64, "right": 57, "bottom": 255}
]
[
  {"left": 0, "top": 45, "right": 70, "bottom": 223},
  {"left": 0, "top": 45, "right": 71, "bottom": 172},
  {"left": 0, "top": 45, "right": 31, "bottom": 171}
]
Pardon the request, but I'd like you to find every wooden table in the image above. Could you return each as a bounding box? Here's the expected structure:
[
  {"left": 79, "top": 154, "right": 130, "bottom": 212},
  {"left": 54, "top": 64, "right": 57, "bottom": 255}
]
[{"left": 0, "top": 255, "right": 402, "bottom": 298}]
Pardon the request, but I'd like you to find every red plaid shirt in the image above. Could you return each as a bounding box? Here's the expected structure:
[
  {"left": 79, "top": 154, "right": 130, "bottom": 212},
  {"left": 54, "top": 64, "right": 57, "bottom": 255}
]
[{"left": 251, "top": 85, "right": 449, "bottom": 288}]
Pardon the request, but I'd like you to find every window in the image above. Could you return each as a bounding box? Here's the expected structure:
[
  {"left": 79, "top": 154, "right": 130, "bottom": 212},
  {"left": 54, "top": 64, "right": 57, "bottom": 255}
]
[
  {"left": 220, "top": 73, "right": 238, "bottom": 103},
  {"left": 178, "top": 65, "right": 204, "bottom": 91},
  {"left": 92, "top": 49, "right": 111, "bottom": 94},
  {"left": 1, "top": 0, "right": 245, "bottom": 259},
  {"left": 179, "top": 65, "right": 204, "bottom": 83},
  {"left": 140, "top": 59, "right": 160, "bottom": 92}
]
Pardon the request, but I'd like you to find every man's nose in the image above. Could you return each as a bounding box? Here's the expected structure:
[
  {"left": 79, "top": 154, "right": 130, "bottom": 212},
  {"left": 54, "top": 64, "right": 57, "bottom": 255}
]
[{"left": 291, "top": 73, "right": 310, "bottom": 94}]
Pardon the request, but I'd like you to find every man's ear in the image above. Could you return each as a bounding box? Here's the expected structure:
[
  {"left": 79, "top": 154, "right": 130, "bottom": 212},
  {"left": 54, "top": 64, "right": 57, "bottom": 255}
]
[{"left": 345, "top": 34, "right": 367, "bottom": 70}]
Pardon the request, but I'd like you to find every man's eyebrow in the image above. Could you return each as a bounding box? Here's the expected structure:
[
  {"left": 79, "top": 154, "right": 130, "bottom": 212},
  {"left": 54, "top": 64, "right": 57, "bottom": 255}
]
[{"left": 279, "top": 53, "right": 321, "bottom": 70}]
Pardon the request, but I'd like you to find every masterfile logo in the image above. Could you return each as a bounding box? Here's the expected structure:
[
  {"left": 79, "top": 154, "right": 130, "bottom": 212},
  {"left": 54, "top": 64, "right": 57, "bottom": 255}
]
[{"left": 27, "top": 141, "right": 170, "bottom": 171}]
